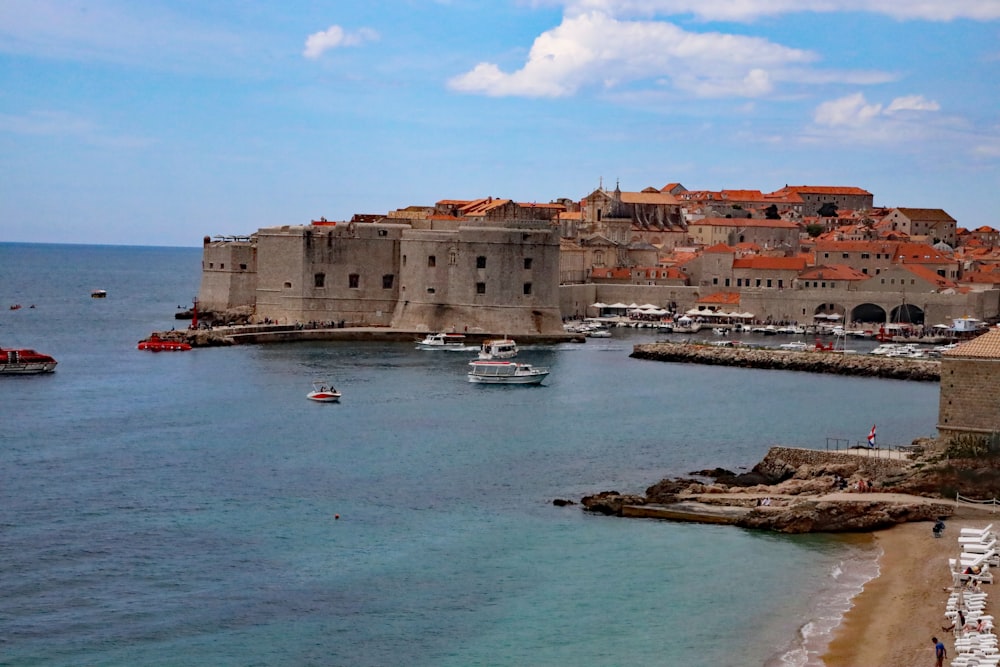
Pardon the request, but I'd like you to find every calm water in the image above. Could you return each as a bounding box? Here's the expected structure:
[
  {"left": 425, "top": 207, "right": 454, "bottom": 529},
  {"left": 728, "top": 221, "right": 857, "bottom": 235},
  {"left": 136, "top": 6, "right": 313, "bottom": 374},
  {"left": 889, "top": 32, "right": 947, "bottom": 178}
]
[{"left": 0, "top": 243, "right": 938, "bottom": 666}]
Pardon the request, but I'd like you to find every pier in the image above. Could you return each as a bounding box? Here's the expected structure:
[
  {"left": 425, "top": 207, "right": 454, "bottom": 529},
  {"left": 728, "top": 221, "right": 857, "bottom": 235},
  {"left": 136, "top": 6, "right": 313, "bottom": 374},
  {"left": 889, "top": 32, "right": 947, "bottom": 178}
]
[{"left": 631, "top": 341, "right": 941, "bottom": 381}]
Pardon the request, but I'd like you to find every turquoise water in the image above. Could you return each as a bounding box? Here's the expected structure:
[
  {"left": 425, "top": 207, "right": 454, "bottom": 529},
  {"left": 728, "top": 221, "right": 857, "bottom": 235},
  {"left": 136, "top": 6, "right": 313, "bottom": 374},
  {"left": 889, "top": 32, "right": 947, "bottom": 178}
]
[{"left": 0, "top": 243, "right": 936, "bottom": 666}]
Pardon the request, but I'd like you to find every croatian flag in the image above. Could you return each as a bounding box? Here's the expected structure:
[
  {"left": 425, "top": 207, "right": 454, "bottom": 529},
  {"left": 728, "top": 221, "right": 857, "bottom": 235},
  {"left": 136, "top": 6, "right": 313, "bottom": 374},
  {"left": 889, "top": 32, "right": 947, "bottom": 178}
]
[{"left": 867, "top": 424, "right": 877, "bottom": 448}]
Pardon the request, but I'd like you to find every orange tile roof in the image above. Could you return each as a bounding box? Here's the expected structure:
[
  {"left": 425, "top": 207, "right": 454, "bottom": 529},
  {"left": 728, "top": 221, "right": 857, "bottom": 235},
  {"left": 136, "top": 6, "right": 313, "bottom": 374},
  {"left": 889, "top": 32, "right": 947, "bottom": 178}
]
[
  {"left": 782, "top": 185, "right": 873, "bottom": 196},
  {"left": 704, "top": 243, "right": 736, "bottom": 254},
  {"left": 893, "top": 208, "right": 956, "bottom": 222},
  {"left": 798, "top": 264, "right": 869, "bottom": 281},
  {"left": 944, "top": 328, "right": 1000, "bottom": 359},
  {"left": 900, "top": 264, "right": 957, "bottom": 288},
  {"left": 721, "top": 189, "right": 766, "bottom": 201},
  {"left": 619, "top": 191, "right": 680, "bottom": 205},
  {"left": 690, "top": 217, "right": 799, "bottom": 229}
]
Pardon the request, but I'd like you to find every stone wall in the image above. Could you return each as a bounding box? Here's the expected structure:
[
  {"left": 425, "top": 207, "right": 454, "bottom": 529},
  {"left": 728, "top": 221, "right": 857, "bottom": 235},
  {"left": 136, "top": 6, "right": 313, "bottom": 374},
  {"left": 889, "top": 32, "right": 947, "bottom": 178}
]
[
  {"left": 939, "top": 357, "right": 1000, "bottom": 436},
  {"left": 759, "top": 446, "right": 911, "bottom": 479}
]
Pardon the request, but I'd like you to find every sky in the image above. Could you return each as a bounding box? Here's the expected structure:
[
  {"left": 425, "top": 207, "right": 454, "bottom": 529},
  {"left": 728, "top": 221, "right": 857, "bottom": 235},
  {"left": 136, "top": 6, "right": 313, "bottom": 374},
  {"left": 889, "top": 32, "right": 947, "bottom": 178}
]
[{"left": 2, "top": 0, "right": 999, "bottom": 247}]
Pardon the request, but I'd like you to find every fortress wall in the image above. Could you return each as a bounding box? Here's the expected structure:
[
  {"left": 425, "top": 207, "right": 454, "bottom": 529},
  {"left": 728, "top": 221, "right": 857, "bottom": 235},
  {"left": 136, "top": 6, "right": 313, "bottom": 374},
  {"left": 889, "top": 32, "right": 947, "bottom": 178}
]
[
  {"left": 253, "top": 224, "right": 404, "bottom": 325},
  {"left": 198, "top": 241, "right": 257, "bottom": 311},
  {"left": 391, "top": 221, "right": 564, "bottom": 334},
  {"left": 939, "top": 357, "right": 1000, "bottom": 437},
  {"left": 761, "top": 446, "right": 911, "bottom": 479}
]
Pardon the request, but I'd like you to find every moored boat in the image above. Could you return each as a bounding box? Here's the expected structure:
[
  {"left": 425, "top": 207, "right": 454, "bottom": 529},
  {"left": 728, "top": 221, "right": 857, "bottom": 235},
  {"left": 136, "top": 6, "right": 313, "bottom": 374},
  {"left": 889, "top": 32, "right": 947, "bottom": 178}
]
[
  {"left": 467, "top": 360, "right": 549, "bottom": 385},
  {"left": 478, "top": 337, "right": 518, "bottom": 360},
  {"left": 0, "top": 345, "right": 58, "bottom": 374},
  {"left": 416, "top": 332, "right": 468, "bottom": 350},
  {"left": 137, "top": 334, "right": 193, "bottom": 352},
  {"left": 307, "top": 380, "right": 341, "bottom": 402},
  {"left": 91, "top": 289, "right": 107, "bottom": 298}
]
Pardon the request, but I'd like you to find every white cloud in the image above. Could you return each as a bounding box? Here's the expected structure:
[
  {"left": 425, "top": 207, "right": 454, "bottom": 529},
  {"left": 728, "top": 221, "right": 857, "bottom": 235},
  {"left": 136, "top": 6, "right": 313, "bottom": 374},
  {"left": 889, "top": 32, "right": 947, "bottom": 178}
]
[
  {"left": 886, "top": 95, "right": 941, "bottom": 113},
  {"left": 449, "top": 11, "right": 819, "bottom": 98},
  {"left": 556, "top": 0, "right": 1000, "bottom": 22},
  {"left": 814, "top": 93, "right": 884, "bottom": 127},
  {"left": 807, "top": 92, "right": 948, "bottom": 145},
  {"left": 814, "top": 92, "right": 940, "bottom": 127},
  {"left": 303, "top": 25, "right": 378, "bottom": 59}
]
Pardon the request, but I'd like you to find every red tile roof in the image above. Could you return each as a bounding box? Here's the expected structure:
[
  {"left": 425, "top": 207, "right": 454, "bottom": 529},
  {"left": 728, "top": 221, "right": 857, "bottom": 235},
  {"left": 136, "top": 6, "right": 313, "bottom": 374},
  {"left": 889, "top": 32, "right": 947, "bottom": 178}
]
[
  {"left": 798, "top": 264, "right": 869, "bottom": 281},
  {"left": 944, "top": 328, "right": 1000, "bottom": 359}
]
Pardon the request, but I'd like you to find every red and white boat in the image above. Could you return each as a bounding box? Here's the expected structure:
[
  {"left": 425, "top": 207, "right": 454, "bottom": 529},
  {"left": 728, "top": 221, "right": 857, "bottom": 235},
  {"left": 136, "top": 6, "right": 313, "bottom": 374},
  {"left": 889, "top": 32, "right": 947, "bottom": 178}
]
[
  {"left": 307, "top": 380, "right": 341, "bottom": 402},
  {"left": 0, "top": 345, "right": 58, "bottom": 374},
  {"left": 137, "top": 334, "right": 192, "bottom": 352}
]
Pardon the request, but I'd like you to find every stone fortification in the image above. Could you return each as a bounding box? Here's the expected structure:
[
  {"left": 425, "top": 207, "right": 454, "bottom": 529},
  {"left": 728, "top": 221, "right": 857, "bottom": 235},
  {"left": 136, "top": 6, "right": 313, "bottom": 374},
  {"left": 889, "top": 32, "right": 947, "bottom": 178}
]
[
  {"left": 198, "top": 217, "right": 566, "bottom": 336},
  {"left": 631, "top": 342, "right": 940, "bottom": 381}
]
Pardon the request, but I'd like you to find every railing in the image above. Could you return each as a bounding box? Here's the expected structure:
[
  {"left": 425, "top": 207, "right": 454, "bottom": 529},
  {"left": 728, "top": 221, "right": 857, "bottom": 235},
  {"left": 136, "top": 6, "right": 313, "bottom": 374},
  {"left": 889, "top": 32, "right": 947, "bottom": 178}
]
[
  {"left": 956, "top": 493, "right": 1000, "bottom": 512},
  {"left": 823, "top": 437, "right": 922, "bottom": 456}
]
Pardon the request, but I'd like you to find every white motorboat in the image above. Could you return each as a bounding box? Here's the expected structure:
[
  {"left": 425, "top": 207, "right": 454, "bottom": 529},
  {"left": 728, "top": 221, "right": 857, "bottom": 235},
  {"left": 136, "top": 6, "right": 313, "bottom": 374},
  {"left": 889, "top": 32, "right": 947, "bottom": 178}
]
[
  {"left": 585, "top": 327, "right": 611, "bottom": 338},
  {"left": 307, "top": 380, "right": 341, "bottom": 402},
  {"left": 467, "top": 360, "right": 549, "bottom": 385},
  {"left": 778, "top": 341, "right": 809, "bottom": 351},
  {"left": 478, "top": 338, "right": 518, "bottom": 360},
  {"left": 416, "top": 332, "right": 468, "bottom": 350}
]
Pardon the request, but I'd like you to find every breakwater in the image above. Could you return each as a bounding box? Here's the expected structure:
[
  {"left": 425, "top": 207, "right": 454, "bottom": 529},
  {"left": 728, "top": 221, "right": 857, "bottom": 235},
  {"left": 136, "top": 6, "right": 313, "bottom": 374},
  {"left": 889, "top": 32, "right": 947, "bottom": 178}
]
[{"left": 631, "top": 342, "right": 940, "bottom": 381}]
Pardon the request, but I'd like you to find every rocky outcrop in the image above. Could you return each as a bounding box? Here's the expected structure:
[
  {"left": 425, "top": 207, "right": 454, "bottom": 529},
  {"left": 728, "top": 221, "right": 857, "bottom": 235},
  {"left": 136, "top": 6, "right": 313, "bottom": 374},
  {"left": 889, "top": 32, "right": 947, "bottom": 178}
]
[
  {"left": 737, "top": 499, "right": 950, "bottom": 533},
  {"left": 581, "top": 445, "right": 981, "bottom": 533},
  {"left": 631, "top": 342, "right": 940, "bottom": 381}
]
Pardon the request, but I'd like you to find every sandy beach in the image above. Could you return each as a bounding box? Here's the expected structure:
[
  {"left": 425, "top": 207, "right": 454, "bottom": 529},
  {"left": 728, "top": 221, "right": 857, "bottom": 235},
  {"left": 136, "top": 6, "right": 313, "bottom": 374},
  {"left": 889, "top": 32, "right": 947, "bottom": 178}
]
[{"left": 823, "top": 509, "right": 996, "bottom": 666}]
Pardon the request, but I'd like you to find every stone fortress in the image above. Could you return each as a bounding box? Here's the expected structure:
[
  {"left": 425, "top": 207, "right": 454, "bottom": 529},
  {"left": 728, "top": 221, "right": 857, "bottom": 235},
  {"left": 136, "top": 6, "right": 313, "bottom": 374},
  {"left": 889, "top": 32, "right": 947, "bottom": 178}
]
[
  {"left": 198, "top": 200, "right": 565, "bottom": 335},
  {"left": 198, "top": 182, "right": 1000, "bottom": 336}
]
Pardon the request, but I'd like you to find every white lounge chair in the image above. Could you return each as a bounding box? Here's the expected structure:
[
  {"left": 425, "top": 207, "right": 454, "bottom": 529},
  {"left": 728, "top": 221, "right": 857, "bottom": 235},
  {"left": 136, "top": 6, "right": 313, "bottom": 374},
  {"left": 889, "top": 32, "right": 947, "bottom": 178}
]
[{"left": 962, "top": 524, "right": 995, "bottom": 537}]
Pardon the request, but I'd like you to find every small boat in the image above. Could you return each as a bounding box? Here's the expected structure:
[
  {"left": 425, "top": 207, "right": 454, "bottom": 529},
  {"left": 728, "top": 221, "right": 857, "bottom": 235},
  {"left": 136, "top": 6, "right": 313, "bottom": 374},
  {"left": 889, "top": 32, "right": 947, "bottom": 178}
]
[
  {"left": 9, "top": 304, "right": 21, "bottom": 310},
  {"left": 478, "top": 338, "right": 518, "bottom": 360},
  {"left": 137, "top": 334, "right": 192, "bottom": 352},
  {"left": 307, "top": 381, "right": 341, "bottom": 402},
  {"left": 0, "top": 345, "right": 58, "bottom": 374},
  {"left": 585, "top": 327, "right": 611, "bottom": 338},
  {"left": 778, "top": 341, "right": 808, "bottom": 351},
  {"left": 416, "top": 332, "right": 467, "bottom": 350},
  {"left": 91, "top": 290, "right": 107, "bottom": 298},
  {"left": 467, "top": 360, "right": 549, "bottom": 385}
]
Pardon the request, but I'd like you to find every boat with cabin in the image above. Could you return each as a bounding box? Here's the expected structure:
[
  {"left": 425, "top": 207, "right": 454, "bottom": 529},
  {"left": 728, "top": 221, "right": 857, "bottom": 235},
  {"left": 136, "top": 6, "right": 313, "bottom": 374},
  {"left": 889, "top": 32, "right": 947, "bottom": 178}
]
[
  {"left": 0, "top": 345, "right": 58, "bottom": 374},
  {"left": 416, "top": 332, "right": 468, "bottom": 350},
  {"left": 91, "top": 289, "right": 107, "bottom": 298},
  {"left": 478, "top": 338, "right": 518, "bottom": 360},
  {"left": 467, "top": 360, "right": 549, "bottom": 385}
]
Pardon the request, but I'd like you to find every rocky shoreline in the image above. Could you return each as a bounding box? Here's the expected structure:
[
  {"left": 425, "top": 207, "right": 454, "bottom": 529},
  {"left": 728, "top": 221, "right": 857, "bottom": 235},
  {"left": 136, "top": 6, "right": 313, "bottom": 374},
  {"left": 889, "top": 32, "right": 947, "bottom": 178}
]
[
  {"left": 631, "top": 342, "right": 940, "bottom": 381},
  {"left": 572, "top": 445, "right": 978, "bottom": 533}
]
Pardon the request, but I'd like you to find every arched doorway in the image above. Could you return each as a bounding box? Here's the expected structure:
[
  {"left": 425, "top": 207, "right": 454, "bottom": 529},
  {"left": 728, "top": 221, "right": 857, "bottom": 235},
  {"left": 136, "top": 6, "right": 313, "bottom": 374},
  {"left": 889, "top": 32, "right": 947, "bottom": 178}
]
[
  {"left": 890, "top": 302, "right": 924, "bottom": 325},
  {"left": 851, "top": 303, "right": 887, "bottom": 325}
]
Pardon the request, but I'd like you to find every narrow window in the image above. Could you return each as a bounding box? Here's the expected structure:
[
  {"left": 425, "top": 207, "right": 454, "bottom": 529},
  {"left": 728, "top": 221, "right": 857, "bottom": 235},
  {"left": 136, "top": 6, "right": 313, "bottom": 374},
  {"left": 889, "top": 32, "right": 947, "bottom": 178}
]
[
  {"left": 220, "top": 263, "right": 225, "bottom": 269},
  {"left": 378, "top": 229, "right": 388, "bottom": 237},
  {"left": 476, "top": 282, "right": 486, "bottom": 294},
  {"left": 240, "top": 263, "right": 247, "bottom": 270},
  {"left": 524, "top": 258, "right": 533, "bottom": 269},
  {"left": 428, "top": 255, "right": 436, "bottom": 267},
  {"left": 523, "top": 283, "right": 532, "bottom": 295},
  {"left": 382, "top": 274, "right": 394, "bottom": 289},
  {"left": 476, "top": 256, "right": 486, "bottom": 269},
  {"left": 314, "top": 273, "right": 325, "bottom": 288},
  {"left": 284, "top": 281, "right": 292, "bottom": 288},
  {"left": 349, "top": 274, "right": 359, "bottom": 288},
  {"left": 766, "top": 279, "right": 772, "bottom": 288}
]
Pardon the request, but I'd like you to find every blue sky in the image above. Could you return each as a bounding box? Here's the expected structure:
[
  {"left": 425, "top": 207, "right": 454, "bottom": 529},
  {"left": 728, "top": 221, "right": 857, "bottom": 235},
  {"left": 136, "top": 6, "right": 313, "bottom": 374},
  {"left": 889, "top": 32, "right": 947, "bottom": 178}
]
[{"left": 2, "top": 0, "right": 999, "bottom": 247}]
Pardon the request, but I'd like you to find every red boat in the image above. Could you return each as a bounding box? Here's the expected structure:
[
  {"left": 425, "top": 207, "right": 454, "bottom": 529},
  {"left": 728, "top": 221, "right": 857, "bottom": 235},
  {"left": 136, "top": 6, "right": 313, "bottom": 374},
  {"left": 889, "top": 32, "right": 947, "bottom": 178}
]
[
  {"left": 137, "top": 334, "right": 192, "bottom": 352},
  {"left": 0, "top": 346, "right": 58, "bottom": 374}
]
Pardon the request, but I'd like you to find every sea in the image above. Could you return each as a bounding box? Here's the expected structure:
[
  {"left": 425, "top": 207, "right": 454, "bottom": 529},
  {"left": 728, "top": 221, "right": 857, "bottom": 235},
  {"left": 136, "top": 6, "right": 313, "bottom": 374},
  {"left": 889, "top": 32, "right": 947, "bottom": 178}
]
[{"left": 0, "top": 242, "right": 940, "bottom": 667}]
